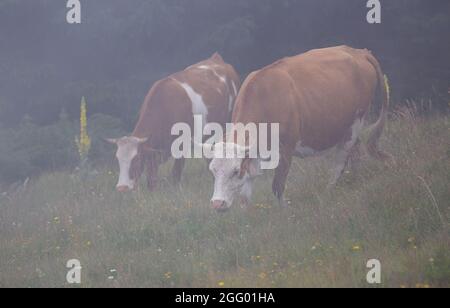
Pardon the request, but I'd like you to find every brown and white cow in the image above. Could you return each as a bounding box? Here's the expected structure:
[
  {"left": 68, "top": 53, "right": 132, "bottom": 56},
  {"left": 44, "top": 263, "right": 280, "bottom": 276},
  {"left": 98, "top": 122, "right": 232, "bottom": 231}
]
[
  {"left": 107, "top": 53, "right": 240, "bottom": 192},
  {"left": 206, "top": 46, "right": 389, "bottom": 211}
]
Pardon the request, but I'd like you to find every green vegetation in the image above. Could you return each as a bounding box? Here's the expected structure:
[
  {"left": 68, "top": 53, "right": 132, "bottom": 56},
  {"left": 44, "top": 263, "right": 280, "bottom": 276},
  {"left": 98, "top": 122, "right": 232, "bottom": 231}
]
[
  {"left": 0, "top": 114, "right": 448, "bottom": 288},
  {"left": 0, "top": 112, "right": 124, "bottom": 184}
]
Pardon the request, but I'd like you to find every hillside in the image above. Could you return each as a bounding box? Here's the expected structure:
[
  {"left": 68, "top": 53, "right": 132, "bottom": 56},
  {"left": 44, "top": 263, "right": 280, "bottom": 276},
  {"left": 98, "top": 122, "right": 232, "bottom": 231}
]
[{"left": 0, "top": 114, "right": 449, "bottom": 288}]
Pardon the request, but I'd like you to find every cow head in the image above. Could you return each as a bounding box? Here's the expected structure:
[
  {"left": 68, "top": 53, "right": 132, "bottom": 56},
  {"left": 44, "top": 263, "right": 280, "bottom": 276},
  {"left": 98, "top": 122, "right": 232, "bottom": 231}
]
[
  {"left": 106, "top": 136, "right": 147, "bottom": 192},
  {"left": 207, "top": 142, "right": 260, "bottom": 212}
]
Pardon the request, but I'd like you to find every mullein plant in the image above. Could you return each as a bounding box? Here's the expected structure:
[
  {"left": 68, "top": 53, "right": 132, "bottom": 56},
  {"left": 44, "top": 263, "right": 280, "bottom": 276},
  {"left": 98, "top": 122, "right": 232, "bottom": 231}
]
[
  {"left": 384, "top": 75, "right": 390, "bottom": 102},
  {"left": 75, "top": 96, "right": 91, "bottom": 171}
]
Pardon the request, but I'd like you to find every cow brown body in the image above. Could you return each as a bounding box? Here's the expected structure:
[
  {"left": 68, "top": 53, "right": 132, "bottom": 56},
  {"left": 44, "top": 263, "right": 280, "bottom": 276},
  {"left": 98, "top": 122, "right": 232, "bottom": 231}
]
[
  {"left": 110, "top": 53, "right": 240, "bottom": 192},
  {"left": 223, "top": 46, "right": 389, "bottom": 206}
]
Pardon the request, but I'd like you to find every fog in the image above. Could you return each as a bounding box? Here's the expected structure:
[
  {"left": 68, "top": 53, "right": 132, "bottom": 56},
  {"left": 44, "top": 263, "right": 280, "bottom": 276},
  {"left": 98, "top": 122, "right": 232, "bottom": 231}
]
[{"left": 0, "top": 0, "right": 448, "bottom": 128}]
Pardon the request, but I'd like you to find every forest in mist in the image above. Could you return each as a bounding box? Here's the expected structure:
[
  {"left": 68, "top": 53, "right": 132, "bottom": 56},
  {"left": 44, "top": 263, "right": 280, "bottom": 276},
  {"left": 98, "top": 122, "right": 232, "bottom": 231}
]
[
  {"left": 0, "top": 0, "right": 449, "bottom": 182},
  {"left": 1, "top": 0, "right": 449, "bottom": 126}
]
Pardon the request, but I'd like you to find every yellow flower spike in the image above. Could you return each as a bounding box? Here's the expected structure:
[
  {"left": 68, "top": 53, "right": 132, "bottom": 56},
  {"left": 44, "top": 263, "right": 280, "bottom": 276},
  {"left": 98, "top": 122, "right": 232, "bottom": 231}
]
[
  {"left": 75, "top": 96, "right": 91, "bottom": 162},
  {"left": 384, "top": 75, "right": 390, "bottom": 102},
  {"left": 218, "top": 281, "right": 225, "bottom": 287}
]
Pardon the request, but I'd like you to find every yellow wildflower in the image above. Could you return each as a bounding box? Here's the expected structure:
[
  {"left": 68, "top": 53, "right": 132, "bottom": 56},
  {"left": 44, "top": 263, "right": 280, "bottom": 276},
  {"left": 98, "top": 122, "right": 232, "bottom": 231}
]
[
  {"left": 384, "top": 75, "right": 390, "bottom": 102},
  {"left": 352, "top": 245, "right": 361, "bottom": 251},
  {"left": 75, "top": 96, "right": 91, "bottom": 161},
  {"left": 218, "top": 281, "right": 225, "bottom": 287}
]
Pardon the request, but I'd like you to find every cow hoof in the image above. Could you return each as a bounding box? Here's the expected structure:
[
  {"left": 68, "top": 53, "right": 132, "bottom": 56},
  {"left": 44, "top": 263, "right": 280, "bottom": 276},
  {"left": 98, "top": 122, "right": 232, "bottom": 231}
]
[
  {"left": 278, "top": 198, "right": 290, "bottom": 208},
  {"left": 326, "top": 182, "right": 338, "bottom": 191},
  {"left": 239, "top": 197, "right": 251, "bottom": 209}
]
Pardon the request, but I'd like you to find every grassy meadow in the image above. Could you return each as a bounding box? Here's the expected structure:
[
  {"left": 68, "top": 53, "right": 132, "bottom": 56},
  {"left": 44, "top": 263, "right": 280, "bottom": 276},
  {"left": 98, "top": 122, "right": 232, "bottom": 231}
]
[{"left": 0, "top": 113, "right": 449, "bottom": 288}]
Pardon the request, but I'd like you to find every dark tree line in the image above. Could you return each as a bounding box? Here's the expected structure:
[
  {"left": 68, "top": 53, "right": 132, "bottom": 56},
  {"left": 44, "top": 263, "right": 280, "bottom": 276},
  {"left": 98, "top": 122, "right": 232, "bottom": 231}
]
[{"left": 0, "top": 0, "right": 449, "bottom": 129}]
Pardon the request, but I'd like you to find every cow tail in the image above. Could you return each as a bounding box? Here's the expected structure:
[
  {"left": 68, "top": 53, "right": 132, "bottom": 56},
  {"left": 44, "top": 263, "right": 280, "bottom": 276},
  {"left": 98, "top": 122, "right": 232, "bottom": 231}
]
[{"left": 366, "top": 53, "right": 390, "bottom": 161}]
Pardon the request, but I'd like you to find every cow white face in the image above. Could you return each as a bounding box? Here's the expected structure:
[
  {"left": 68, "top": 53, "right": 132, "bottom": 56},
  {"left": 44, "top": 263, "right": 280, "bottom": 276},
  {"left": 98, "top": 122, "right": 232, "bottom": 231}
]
[
  {"left": 208, "top": 142, "right": 260, "bottom": 211},
  {"left": 107, "top": 136, "right": 147, "bottom": 192}
]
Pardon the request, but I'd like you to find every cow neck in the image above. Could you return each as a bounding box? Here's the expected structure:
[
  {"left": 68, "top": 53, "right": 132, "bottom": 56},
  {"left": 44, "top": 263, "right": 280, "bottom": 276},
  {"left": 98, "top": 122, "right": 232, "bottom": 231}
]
[{"left": 131, "top": 81, "right": 168, "bottom": 152}]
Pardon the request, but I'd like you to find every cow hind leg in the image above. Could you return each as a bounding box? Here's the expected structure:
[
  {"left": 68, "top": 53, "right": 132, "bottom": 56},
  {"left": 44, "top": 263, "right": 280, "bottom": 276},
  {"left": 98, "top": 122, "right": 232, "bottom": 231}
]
[
  {"left": 146, "top": 163, "right": 159, "bottom": 191},
  {"left": 171, "top": 158, "right": 185, "bottom": 184},
  {"left": 328, "top": 143, "right": 353, "bottom": 188},
  {"left": 348, "top": 139, "right": 362, "bottom": 170},
  {"left": 272, "top": 147, "right": 293, "bottom": 207},
  {"left": 328, "top": 119, "right": 364, "bottom": 187}
]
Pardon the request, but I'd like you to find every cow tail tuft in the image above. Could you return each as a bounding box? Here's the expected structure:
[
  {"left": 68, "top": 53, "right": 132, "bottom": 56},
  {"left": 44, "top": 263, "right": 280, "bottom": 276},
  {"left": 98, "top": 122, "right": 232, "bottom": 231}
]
[{"left": 366, "top": 54, "right": 391, "bottom": 161}]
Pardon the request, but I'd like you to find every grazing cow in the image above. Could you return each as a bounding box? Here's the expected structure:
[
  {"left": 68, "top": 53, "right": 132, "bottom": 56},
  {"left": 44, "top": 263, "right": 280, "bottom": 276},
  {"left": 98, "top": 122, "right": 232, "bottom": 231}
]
[
  {"left": 206, "top": 46, "right": 389, "bottom": 211},
  {"left": 107, "top": 53, "right": 240, "bottom": 192}
]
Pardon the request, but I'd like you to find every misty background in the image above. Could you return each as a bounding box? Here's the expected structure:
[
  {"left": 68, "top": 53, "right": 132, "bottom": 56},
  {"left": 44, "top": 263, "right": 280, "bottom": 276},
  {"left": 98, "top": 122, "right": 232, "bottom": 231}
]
[{"left": 0, "top": 0, "right": 449, "bottom": 183}]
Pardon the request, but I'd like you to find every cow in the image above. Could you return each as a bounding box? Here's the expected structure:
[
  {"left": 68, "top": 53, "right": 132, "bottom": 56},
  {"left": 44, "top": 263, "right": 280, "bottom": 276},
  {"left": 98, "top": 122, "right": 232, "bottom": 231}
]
[
  {"left": 107, "top": 53, "right": 240, "bottom": 192},
  {"left": 205, "top": 46, "right": 390, "bottom": 211}
]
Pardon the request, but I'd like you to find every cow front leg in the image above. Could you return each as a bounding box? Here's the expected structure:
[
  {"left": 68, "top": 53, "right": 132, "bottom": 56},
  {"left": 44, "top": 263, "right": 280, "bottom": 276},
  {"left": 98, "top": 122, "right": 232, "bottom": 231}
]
[
  {"left": 272, "top": 149, "right": 293, "bottom": 207},
  {"left": 239, "top": 180, "right": 253, "bottom": 208},
  {"left": 146, "top": 162, "right": 159, "bottom": 191},
  {"left": 348, "top": 138, "right": 362, "bottom": 171},
  {"left": 171, "top": 158, "right": 185, "bottom": 184}
]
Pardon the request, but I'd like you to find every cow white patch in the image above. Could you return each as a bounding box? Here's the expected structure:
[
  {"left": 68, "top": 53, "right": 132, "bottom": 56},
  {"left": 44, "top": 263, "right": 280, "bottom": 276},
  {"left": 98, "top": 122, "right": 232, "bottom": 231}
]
[
  {"left": 295, "top": 142, "right": 317, "bottom": 158},
  {"left": 115, "top": 139, "right": 139, "bottom": 189},
  {"left": 196, "top": 65, "right": 233, "bottom": 110},
  {"left": 228, "top": 94, "right": 234, "bottom": 112},
  {"left": 212, "top": 70, "right": 226, "bottom": 84},
  {"left": 329, "top": 116, "right": 365, "bottom": 186},
  {"left": 228, "top": 81, "right": 238, "bottom": 112},
  {"left": 347, "top": 117, "right": 364, "bottom": 150},
  {"left": 177, "top": 81, "right": 208, "bottom": 125},
  {"left": 209, "top": 143, "right": 249, "bottom": 207},
  {"left": 198, "top": 65, "right": 226, "bottom": 84},
  {"left": 231, "top": 80, "right": 237, "bottom": 96}
]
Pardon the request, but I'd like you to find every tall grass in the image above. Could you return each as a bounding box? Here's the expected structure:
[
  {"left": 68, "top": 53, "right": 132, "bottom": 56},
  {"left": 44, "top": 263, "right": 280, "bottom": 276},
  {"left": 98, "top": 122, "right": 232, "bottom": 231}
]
[{"left": 0, "top": 114, "right": 449, "bottom": 288}]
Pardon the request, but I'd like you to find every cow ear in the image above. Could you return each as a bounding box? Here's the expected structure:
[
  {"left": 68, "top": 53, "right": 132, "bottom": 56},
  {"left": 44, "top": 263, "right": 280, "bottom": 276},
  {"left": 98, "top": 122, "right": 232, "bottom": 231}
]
[
  {"left": 239, "top": 158, "right": 260, "bottom": 179},
  {"left": 135, "top": 137, "right": 148, "bottom": 144},
  {"left": 104, "top": 138, "right": 119, "bottom": 144},
  {"left": 211, "top": 52, "right": 223, "bottom": 62},
  {"left": 239, "top": 158, "right": 250, "bottom": 179}
]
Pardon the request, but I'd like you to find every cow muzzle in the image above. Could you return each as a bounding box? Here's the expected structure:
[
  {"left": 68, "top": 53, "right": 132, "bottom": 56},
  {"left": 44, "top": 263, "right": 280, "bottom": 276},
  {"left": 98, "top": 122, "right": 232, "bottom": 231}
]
[
  {"left": 211, "top": 200, "right": 229, "bottom": 212},
  {"left": 116, "top": 185, "right": 132, "bottom": 193}
]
